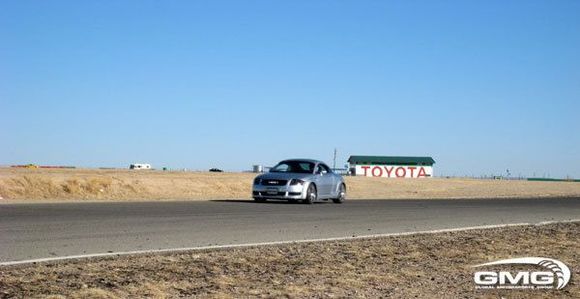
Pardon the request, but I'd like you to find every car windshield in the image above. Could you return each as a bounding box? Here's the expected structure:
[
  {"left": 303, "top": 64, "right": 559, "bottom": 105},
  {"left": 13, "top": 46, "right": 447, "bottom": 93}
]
[{"left": 270, "top": 161, "right": 315, "bottom": 174}]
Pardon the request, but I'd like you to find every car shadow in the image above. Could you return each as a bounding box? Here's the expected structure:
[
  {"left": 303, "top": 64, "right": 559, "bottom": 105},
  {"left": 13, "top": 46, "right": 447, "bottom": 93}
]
[{"left": 210, "top": 199, "right": 324, "bottom": 205}]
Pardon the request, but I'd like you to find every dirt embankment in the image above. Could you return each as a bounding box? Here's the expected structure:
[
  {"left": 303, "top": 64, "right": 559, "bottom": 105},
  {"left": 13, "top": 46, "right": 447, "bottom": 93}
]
[
  {"left": 0, "top": 168, "right": 254, "bottom": 201},
  {"left": 1, "top": 222, "right": 578, "bottom": 298},
  {"left": 0, "top": 168, "right": 579, "bottom": 202}
]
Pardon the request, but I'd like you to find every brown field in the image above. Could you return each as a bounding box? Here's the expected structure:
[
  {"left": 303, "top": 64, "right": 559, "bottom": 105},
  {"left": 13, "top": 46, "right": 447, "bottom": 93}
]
[
  {"left": 1, "top": 222, "right": 578, "bottom": 298},
  {"left": 0, "top": 167, "right": 579, "bottom": 202}
]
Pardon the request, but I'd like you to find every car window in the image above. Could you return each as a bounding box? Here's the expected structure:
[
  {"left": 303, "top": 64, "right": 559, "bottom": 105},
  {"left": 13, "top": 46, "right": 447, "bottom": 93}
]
[
  {"left": 271, "top": 163, "right": 289, "bottom": 172},
  {"left": 320, "top": 164, "right": 331, "bottom": 173},
  {"left": 271, "top": 161, "right": 315, "bottom": 173},
  {"left": 316, "top": 164, "right": 330, "bottom": 174}
]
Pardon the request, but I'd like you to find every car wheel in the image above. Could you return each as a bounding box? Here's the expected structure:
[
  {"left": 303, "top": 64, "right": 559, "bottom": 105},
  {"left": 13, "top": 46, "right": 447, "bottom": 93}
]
[
  {"left": 254, "top": 197, "right": 266, "bottom": 203},
  {"left": 304, "top": 184, "right": 317, "bottom": 204},
  {"left": 333, "top": 184, "right": 346, "bottom": 204}
]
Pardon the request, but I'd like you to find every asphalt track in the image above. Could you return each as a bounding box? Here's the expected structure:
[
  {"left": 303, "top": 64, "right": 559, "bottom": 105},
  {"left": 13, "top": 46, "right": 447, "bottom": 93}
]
[{"left": 1, "top": 198, "right": 579, "bottom": 264}]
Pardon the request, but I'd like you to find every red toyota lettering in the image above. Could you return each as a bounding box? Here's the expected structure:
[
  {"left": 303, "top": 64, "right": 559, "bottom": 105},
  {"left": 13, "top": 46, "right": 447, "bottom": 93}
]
[
  {"left": 417, "top": 167, "right": 427, "bottom": 178},
  {"left": 408, "top": 167, "right": 417, "bottom": 178},
  {"left": 372, "top": 166, "right": 383, "bottom": 177},
  {"left": 384, "top": 166, "right": 394, "bottom": 177},
  {"left": 395, "top": 167, "right": 406, "bottom": 178},
  {"left": 361, "top": 166, "right": 371, "bottom": 176}
]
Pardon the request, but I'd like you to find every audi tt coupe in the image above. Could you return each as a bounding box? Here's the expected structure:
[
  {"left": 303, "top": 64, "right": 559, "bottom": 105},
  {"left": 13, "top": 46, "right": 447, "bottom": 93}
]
[{"left": 252, "top": 159, "right": 346, "bottom": 204}]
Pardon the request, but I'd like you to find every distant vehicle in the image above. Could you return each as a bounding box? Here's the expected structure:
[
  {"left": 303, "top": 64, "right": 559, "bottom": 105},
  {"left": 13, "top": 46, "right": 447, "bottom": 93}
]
[
  {"left": 209, "top": 168, "right": 223, "bottom": 172},
  {"left": 129, "top": 163, "right": 151, "bottom": 170},
  {"left": 252, "top": 159, "right": 346, "bottom": 204}
]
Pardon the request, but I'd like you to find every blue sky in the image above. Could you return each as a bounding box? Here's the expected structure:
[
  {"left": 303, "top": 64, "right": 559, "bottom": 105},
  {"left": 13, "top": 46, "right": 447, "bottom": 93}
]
[{"left": 1, "top": 1, "right": 579, "bottom": 178}]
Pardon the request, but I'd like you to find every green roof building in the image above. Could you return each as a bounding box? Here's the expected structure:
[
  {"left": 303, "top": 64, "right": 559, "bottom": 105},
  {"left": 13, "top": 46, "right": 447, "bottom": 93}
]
[{"left": 347, "top": 155, "right": 436, "bottom": 178}]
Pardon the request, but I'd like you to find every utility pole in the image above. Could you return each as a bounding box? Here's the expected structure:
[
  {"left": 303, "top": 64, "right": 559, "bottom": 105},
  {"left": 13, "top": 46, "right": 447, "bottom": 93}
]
[{"left": 333, "top": 148, "right": 337, "bottom": 170}]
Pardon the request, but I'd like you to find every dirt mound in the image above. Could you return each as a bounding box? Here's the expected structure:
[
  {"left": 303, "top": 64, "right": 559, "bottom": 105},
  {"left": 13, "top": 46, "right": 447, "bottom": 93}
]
[{"left": 0, "top": 168, "right": 579, "bottom": 202}]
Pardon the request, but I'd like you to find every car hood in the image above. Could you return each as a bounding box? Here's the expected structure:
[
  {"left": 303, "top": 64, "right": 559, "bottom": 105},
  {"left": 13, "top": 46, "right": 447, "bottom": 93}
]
[{"left": 257, "top": 172, "right": 314, "bottom": 181}]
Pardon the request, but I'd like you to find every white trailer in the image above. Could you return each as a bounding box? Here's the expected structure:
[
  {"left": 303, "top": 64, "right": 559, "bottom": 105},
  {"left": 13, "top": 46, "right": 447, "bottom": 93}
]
[{"left": 129, "top": 163, "right": 151, "bottom": 170}]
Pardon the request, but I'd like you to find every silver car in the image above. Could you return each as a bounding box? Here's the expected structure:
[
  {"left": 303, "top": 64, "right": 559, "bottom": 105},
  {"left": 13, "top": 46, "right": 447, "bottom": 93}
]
[{"left": 252, "top": 159, "right": 346, "bottom": 204}]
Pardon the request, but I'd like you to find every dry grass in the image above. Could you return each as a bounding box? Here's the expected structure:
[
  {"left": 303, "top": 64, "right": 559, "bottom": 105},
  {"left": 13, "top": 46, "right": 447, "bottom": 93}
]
[
  {"left": 345, "top": 176, "right": 580, "bottom": 199},
  {"left": 1, "top": 222, "right": 578, "bottom": 298},
  {"left": 0, "top": 168, "right": 255, "bottom": 202},
  {"left": 0, "top": 167, "right": 579, "bottom": 202}
]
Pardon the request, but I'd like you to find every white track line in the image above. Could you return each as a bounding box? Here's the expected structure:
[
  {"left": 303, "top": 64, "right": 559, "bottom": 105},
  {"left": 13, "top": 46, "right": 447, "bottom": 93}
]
[{"left": 2, "top": 219, "right": 579, "bottom": 267}]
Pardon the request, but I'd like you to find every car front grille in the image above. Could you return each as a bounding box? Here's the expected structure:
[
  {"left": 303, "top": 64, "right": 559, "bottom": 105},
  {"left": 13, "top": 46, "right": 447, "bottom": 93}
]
[
  {"left": 255, "top": 191, "right": 286, "bottom": 196},
  {"left": 262, "top": 180, "right": 287, "bottom": 186}
]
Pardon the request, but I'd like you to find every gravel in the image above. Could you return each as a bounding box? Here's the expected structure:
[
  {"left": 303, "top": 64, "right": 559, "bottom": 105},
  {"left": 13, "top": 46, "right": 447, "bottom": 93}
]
[{"left": 1, "top": 222, "right": 578, "bottom": 298}]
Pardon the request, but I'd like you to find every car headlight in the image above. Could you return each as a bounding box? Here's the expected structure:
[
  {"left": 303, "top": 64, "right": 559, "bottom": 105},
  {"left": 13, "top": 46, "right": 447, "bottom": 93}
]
[
  {"left": 290, "top": 179, "right": 305, "bottom": 185},
  {"left": 254, "top": 178, "right": 262, "bottom": 185}
]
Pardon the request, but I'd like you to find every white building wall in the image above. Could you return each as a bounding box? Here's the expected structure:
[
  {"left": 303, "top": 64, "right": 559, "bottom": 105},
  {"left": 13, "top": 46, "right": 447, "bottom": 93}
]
[{"left": 354, "top": 165, "right": 433, "bottom": 178}]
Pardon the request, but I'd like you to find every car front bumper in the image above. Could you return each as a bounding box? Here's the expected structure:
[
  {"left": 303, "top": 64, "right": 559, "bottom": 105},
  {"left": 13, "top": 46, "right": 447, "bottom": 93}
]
[{"left": 252, "top": 184, "right": 306, "bottom": 200}]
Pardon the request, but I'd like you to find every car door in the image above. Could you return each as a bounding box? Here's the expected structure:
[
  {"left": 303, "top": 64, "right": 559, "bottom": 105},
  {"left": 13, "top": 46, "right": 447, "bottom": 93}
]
[
  {"left": 316, "top": 164, "right": 334, "bottom": 198},
  {"left": 321, "top": 164, "right": 337, "bottom": 197}
]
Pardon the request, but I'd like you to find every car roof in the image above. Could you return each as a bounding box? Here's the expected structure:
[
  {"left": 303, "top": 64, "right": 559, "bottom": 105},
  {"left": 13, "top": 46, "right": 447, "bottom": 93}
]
[{"left": 280, "top": 159, "right": 324, "bottom": 164}]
